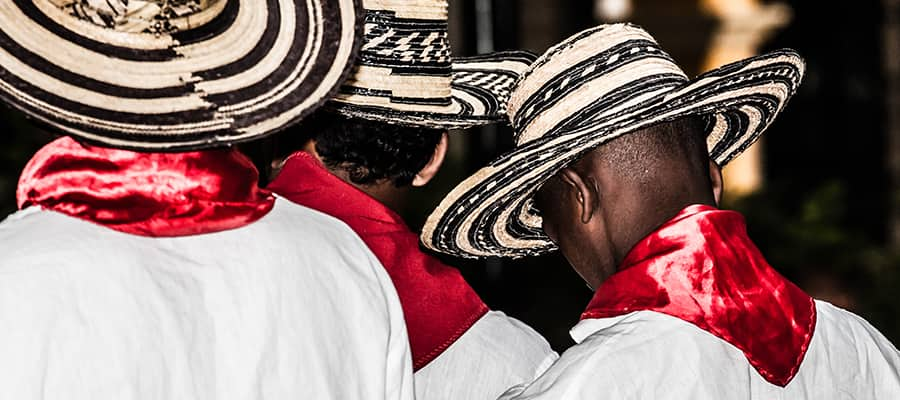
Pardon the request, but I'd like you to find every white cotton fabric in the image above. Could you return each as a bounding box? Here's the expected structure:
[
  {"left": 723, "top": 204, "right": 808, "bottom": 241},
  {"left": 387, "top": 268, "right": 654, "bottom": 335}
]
[
  {"left": 414, "top": 311, "right": 558, "bottom": 400},
  {"left": 501, "top": 301, "right": 900, "bottom": 399},
  {"left": 0, "top": 200, "right": 414, "bottom": 400}
]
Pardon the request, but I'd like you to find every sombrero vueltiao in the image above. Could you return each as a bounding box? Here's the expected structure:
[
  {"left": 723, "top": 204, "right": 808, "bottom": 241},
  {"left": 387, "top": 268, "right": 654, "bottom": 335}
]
[
  {"left": 421, "top": 23, "right": 805, "bottom": 258},
  {"left": 326, "top": 0, "right": 536, "bottom": 129},
  {"left": 0, "top": 0, "right": 361, "bottom": 151}
]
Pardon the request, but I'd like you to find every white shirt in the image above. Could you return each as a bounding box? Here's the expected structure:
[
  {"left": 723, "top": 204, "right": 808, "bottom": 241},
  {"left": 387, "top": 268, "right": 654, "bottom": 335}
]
[
  {"left": 0, "top": 200, "right": 414, "bottom": 400},
  {"left": 503, "top": 301, "right": 900, "bottom": 399},
  {"left": 415, "top": 311, "right": 558, "bottom": 400}
]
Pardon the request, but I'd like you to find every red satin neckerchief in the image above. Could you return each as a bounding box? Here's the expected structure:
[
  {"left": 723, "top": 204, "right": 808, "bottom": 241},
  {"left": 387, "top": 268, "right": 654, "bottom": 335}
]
[
  {"left": 268, "top": 151, "right": 489, "bottom": 371},
  {"left": 17, "top": 137, "right": 274, "bottom": 237},
  {"left": 582, "top": 205, "right": 816, "bottom": 387}
]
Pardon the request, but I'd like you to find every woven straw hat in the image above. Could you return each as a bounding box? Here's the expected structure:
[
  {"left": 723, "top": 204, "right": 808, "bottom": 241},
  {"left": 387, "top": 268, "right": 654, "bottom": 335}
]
[
  {"left": 0, "top": 0, "right": 362, "bottom": 151},
  {"left": 326, "top": 0, "right": 536, "bottom": 129},
  {"left": 421, "top": 23, "right": 805, "bottom": 258}
]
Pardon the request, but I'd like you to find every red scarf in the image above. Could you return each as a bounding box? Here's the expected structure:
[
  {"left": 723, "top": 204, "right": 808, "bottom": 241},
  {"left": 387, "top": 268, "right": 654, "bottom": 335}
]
[
  {"left": 268, "top": 151, "right": 489, "bottom": 371},
  {"left": 17, "top": 137, "right": 274, "bottom": 237},
  {"left": 582, "top": 205, "right": 816, "bottom": 387}
]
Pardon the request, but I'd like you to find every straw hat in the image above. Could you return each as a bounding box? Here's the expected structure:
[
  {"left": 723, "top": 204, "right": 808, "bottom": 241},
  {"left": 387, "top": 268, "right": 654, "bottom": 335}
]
[
  {"left": 326, "top": 0, "right": 536, "bottom": 129},
  {"left": 421, "top": 23, "right": 805, "bottom": 258},
  {"left": 0, "top": 0, "right": 362, "bottom": 150}
]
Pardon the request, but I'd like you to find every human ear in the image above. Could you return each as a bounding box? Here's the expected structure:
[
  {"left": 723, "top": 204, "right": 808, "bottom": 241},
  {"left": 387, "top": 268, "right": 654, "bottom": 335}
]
[
  {"left": 559, "top": 168, "right": 599, "bottom": 225},
  {"left": 413, "top": 132, "right": 449, "bottom": 187},
  {"left": 709, "top": 159, "right": 723, "bottom": 206}
]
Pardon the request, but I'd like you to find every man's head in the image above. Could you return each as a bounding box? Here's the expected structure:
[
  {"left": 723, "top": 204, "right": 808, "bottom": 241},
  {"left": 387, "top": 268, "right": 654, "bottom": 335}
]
[
  {"left": 534, "top": 116, "right": 723, "bottom": 289},
  {"left": 273, "top": 111, "right": 448, "bottom": 208}
]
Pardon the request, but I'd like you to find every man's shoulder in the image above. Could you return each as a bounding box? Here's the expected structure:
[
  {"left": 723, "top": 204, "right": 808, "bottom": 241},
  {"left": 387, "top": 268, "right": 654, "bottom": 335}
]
[
  {"left": 809, "top": 300, "right": 900, "bottom": 366},
  {"left": 571, "top": 310, "right": 729, "bottom": 355},
  {"left": 263, "top": 197, "right": 370, "bottom": 242},
  {"left": 447, "top": 310, "right": 557, "bottom": 369},
  {"left": 417, "top": 311, "right": 557, "bottom": 400},
  {"left": 0, "top": 201, "right": 381, "bottom": 278},
  {"left": 814, "top": 300, "right": 894, "bottom": 337},
  {"left": 0, "top": 207, "right": 109, "bottom": 270},
  {"left": 507, "top": 312, "right": 746, "bottom": 399}
]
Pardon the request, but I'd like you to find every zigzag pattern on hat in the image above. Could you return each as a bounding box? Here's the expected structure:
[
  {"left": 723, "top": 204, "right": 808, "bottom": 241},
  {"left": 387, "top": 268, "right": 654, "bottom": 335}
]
[
  {"left": 357, "top": 10, "right": 452, "bottom": 73},
  {"left": 452, "top": 70, "right": 518, "bottom": 113},
  {"left": 329, "top": 0, "right": 535, "bottom": 129}
]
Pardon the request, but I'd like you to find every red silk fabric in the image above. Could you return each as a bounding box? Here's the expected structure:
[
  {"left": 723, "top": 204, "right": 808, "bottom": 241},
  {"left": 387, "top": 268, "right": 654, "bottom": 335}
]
[
  {"left": 17, "top": 137, "right": 274, "bottom": 237},
  {"left": 269, "top": 151, "right": 489, "bottom": 371},
  {"left": 582, "top": 205, "right": 816, "bottom": 387}
]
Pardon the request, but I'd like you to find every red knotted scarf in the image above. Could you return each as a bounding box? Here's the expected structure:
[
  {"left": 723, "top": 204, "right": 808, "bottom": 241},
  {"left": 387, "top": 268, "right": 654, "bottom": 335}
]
[
  {"left": 17, "top": 137, "right": 274, "bottom": 237},
  {"left": 268, "top": 151, "right": 489, "bottom": 371},
  {"left": 582, "top": 205, "right": 816, "bottom": 387}
]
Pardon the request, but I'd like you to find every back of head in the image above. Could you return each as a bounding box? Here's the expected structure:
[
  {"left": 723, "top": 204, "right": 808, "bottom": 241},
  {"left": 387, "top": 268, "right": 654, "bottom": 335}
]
[
  {"left": 590, "top": 115, "right": 714, "bottom": 211},
  {"left": 534, "top": 115, "right": 717, "bottom": 286},
  {"left": 277, "top": 111, "right": 445, "bottom": 187}
]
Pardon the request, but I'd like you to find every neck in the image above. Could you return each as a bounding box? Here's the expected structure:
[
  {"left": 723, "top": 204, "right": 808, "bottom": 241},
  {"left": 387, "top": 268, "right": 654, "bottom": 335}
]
[
  {"left": 329, "top": 168, "right": 409, "bottom": 212},
  {"left": 612, "top": 192, "right": 717, "bottom": 269},
  {"left": 298, "top": 144, "right": 409, "bottom": 212},
  {"left": 18, "top": 136, "right": 274, "bottom": 237}
]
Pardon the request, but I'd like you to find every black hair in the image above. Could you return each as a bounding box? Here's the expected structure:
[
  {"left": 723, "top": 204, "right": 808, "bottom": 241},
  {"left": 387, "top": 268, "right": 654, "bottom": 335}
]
[{"left": 276, "top": 110, "right": 444, "bottom": 187}]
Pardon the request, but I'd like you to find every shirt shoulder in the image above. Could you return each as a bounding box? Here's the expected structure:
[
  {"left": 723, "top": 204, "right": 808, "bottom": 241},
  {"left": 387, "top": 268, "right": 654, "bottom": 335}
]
[
  {"left": 0, "top": 203, "right": 414, "bottom": 399},
  {"left": 507, "top": 311, "right": 749, "bottom": 400},
  {"left": 416, "top": 311, "right": 557, "bottom": 400},
  {"left": 509, "top": 306, "right": 900, "bottom": 400},
  {"left": 795, "top": 301, "right": 900, "bottom": 396}
]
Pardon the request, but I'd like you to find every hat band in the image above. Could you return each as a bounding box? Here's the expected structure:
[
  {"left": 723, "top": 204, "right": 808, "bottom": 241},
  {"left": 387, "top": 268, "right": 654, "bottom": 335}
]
[{"left": 363, "top": 0, "right": 447, "bottom": 20}]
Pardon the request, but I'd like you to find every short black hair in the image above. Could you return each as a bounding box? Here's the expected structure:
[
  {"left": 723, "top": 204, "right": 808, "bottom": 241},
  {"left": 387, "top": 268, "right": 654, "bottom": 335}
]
[
  {"left": 596, "top": 115, "right": 710, "bottom": 184},
  {"left": 537, "top": 115, "right": 711, "bottom": 213},
  {"left": 278, "top": 110, "right": 445, "bottom": 187}
]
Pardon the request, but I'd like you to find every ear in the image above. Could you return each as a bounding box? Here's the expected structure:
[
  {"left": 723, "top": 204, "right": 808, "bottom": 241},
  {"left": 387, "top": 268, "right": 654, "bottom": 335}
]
[
  {"left": 303, "top": 139, "right": 320, "bottom": 159},
  {"left": 709, "top": 159, "right": 724, "bottom": 206},
  {"left": 559, "top": 167, "right": 600, "bottom": 224},
  {"left": 413, "top": 132, "right": 449, "bottom": 187}
]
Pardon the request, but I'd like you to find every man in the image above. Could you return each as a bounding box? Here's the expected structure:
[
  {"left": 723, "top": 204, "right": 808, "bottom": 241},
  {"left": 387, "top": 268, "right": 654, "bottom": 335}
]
[
  {"left": 0, "top": 1, "right": 413, "bottom": 399},
  {"left": 267, "top": 1, "right": 556, "bottom": 398},
  {"left": 422, "top": 24, "right": 900, "bottom": 398}
]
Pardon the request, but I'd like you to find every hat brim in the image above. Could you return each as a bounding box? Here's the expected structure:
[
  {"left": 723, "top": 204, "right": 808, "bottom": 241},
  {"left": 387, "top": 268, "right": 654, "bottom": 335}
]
[
  {"left": 0, "top": 0, "right": 363, "bottom": 151},
  {"left": 327, "top": 50, "right": 537, "bottom": 129},
  {"left": 421, "top": 50, "right": 804, "bottom": 258}
]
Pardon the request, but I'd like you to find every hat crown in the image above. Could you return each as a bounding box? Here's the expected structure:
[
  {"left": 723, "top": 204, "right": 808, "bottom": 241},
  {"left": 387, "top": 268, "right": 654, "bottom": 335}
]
[
  {"left": 330, "top": 0, "right": 491, "bottom": 126},
  {"left": 359, "top": 0, "right": 451, "bottom": 67},
  {"left": 509, "top": 24, "right": 689, "bottom": 146},
  {"left": 54, "top": 0, "right": 221, "bottom": 34}
]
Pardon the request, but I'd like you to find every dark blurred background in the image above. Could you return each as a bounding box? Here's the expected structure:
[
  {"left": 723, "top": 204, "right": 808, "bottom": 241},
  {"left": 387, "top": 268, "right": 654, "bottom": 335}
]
[{"left": 2, "top": 0, "right": 899, "bottom": 352}]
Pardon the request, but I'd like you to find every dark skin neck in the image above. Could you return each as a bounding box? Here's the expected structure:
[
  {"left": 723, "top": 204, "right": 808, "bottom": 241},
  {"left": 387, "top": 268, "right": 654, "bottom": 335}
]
[
  {"left": 593, "top": 151, "right": 718, "bottom": 268},
  {"left": 297, "top": 140, "right": 410, "bottom": 213},
  {"left": 535, "top": 121, "right": 722, "bottom": 290},
  {"left": 328, "top": 167, "right": 410, "bottom": 212}
]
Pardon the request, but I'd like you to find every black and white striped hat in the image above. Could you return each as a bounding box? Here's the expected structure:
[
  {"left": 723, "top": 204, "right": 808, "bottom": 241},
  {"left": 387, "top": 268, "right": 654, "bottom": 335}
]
[
  {"left": 421, "top": 23, "right": 805, "bottom": 258},
  {"left": 0, "top": 0, "right": 362, "bottom": 151},
  {"left": 326, "top": 0, "right": 536, "bottom": 129}
]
